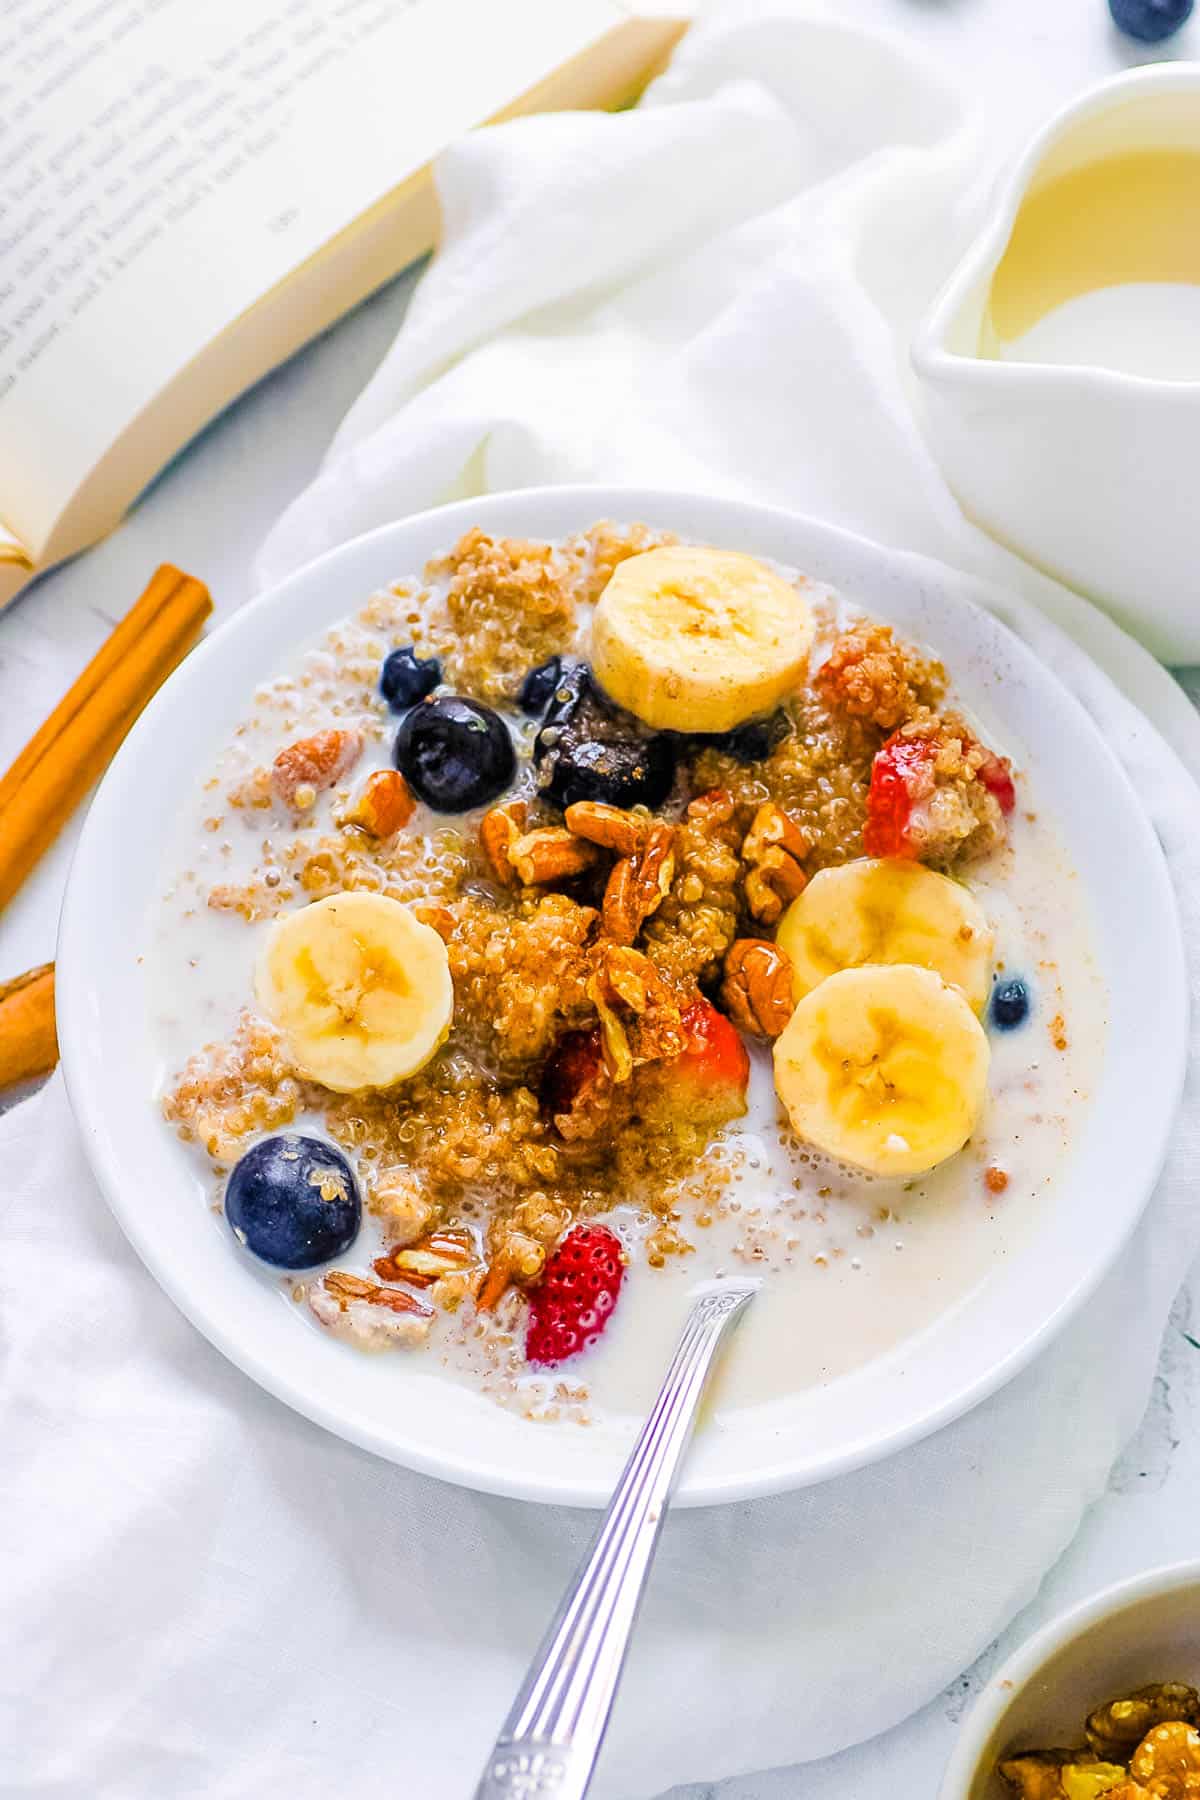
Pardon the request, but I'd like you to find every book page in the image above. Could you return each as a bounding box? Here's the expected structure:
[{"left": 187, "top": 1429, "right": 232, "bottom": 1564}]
[{"left": 0, "top": 0, "right": 623, "bottom": 552}]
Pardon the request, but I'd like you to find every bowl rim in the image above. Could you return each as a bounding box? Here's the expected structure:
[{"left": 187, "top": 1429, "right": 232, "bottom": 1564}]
[
  {"left": 55, "top": 485, "right": 1189, "bottom": 1507},
  {"left": 937, "top": 1559, "right": 1200, "bottom": 1797},
  {"left": 914, "top": 61, "right": 1200, "bottom": 399}
]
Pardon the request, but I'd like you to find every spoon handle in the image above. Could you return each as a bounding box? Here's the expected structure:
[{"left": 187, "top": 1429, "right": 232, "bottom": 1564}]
[{"left": 472, "top": 1279, "right": 758, "bottom": 1800}]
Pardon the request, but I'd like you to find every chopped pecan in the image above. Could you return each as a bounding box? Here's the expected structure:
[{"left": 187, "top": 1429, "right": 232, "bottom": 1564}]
[
  {"left": 272, "top": 728, "right": 363, "bottom": 811},
  {"left": 322, "top": 1271, "right": 433, "bottom": 1317},
  {"left": 742, "top": 801, "right": 809, "bottom": 923},
  {"left": 414, "top": 904, "right": 456, "bottom": 942},
  {"left": 720, "top": 938, "right": 795, "bottom": 1037},
  {"left": 476, "top": 1230, "right": 547, "bottom": 1312},
  {"left": 565, "top": 800, "right": 651, "bottom": 858},
  {"left": 602, "top": 822, "right": 676, "bottom": 944},
  {"left": 586, "top": 943, "right": 685, "bottom": 1081},
  {"left": 509, "top": 827, "right": 599, "bottom": 887},
  {"left": 592, "top": 993, "right": 634, "bottom": 1082},
  {"left": 373, "top": 1229, "right": 477, "bottom": 1288},
  {"left": 480, "top": 800, "right": 528, "bottom": 885},
  {"left": 310, "top": 1270, "right": 433, "bottom": 1349},
  {"left": 743, "top": 799, "right": 808, "bottom": 865},
  {"left": 475, "top": 1261, "right": 513, "bottom": 1312},
  {"left": 337, "top": 768, "right": 414, "bottom": 838}
]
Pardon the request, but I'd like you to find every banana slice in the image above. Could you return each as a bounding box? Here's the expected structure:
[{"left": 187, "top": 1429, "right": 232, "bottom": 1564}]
[
  {"left": 773, "top": 963, "right": 990, "bottom": 1177},
  {"left": 255, "top": 892, "right": 453, "bottom": 1093},
  {"left": 591, "top": 545, "right": 814, "bottom": 733},
  {"left": 777, "top": 858, "right": 993, "bottom": 1014}
]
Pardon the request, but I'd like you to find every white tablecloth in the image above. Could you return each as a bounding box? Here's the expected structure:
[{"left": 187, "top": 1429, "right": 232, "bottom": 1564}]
[{"left": 6, "top": 5, "right": 1200, "bottom": 1798}]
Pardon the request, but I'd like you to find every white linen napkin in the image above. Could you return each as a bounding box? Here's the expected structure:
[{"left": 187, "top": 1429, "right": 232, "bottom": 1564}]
[{"left": 7, "top": 10, "right": 1200, "bottom": 1800}]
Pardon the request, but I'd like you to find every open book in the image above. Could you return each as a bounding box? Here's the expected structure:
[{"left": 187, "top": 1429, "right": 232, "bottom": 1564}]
[{"left": 0, "top": 0, "right": 686, "bottom": 606}]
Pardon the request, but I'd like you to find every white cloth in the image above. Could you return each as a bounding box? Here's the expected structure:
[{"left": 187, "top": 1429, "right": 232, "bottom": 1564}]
[{"left": 7, "top": 9, "right": 1200, "bottom": 1800}]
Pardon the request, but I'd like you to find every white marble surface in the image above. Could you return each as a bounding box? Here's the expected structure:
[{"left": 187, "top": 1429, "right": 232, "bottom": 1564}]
[{"left": 6, "top": 2, "right": 1200, "bottom": 1796}]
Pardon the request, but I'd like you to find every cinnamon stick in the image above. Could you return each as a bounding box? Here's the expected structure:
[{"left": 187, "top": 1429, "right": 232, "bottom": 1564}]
[
  {"left": 0, "top": 963, "right": 56, "bottom": 1089},
  {"left": 0, "top": 565, "right": 211, "bottom": 912}
]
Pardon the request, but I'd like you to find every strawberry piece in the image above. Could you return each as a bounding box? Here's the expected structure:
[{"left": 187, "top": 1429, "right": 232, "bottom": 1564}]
[
  {"left": 641, "top": 997, "right": 750, "bottom": 1128},
  {"left": 863, "top": 733, "right": 936, "bottom": 859},
  {"left": 540, "top": 1026, "right": 611, "bottom": 1139},
  {"left": 678, "top": 998, "right": 750, "bottom": 1109},
  {"left": 526, "top": 1224, "right": 626, "bottom": 1367},
  {"left": 973, "top": 746, "right": 1016, "bottom": 815}
]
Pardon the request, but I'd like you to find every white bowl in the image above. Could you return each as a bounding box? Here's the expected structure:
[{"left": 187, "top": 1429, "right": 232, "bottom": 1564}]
[
  {"left": 914, "top": 65, "right": 1200, "bottom": 662},
  {"left": 56, "top": 487, "right": 1187, "bottom": 1507},
  {"left": 939, "top": 1563, "right": 1200, "bottom": 1798}
]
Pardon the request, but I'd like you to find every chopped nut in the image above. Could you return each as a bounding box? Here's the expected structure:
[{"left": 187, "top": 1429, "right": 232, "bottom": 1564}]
[
  {"left": 1130, "top": 1721, "right": 1200, "bottom": 1792},
  {"left": 593, "top": 992, "right": 633, "bottom": 1083},
  {"left": 586, "top": 943, "right": 685, "bottom": 1082},
  {"left": 373, "top": 1229, "right": 477, "bottom": 1287},
  {"left": 985, "top": 1166, "right": 1009, "bottom": 1195},
  {"left": 1088, "top": 1687, "right": 1200, "bottom": 1760},
  {"left": 480, "top": 801, "right": 528, "bottom": 885},
  {"left": 476, "top": 1229, "right": 547, "bottom": 1311},
  {"left": 741, "top": 802, "right": 809, "bottom": 924},
  {"left": 565, "top": 800, "right": 651, "bottom": 858},
  {"left": 602, "top": 822, "right": 676, "bottom": 944},
  {"left": 509, "top": 827, "right": 599, "bottom": 887},
  {"left": 743, "top": 800, "right": 809, "bottom": 866},
  {"left": 744, "top": 849, "right": 807, "bottom": 924},
  {"left": 997, "top": 1752, "right": 1097, "bottom": 1800},
  {"left": 310, "top": 1270, "right": 433, "bottom": 1349},
  {"left": 272, "top": 728, "right": 363, "bottom": 810},
  {"left": 475, "top": 1260, "right": 514, "bottom": 1312},
  {"left": 338, "top": 769, "right": 415, "bottom": 838},
  {"left": 720, "top": 938, "right": 795, "bottom": 1037},
  {"left": 1061, "top": 1769, "right": 1139, "bottom": 1800},
  {"left": 413, "top": 904, "right": 456, "bottom": 942},
  {"left": 323, "top": 1270, "right": 430, "bottom": 1313}
]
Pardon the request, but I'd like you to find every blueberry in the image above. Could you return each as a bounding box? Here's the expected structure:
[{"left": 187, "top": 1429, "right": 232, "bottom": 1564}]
[
  {"left": 519, "top": 656, "right": 563, "bottom": 717},
  {"left": 533, "top": 665, "right": 677, "bottom": 810},
  {"left": 990, "top": 977, "right": 1031, "bottom": 1031},
  {"left": 225, "top": 1134, "right": 361, "bottom": 1270},
  {"left": 1108, "top": 0, "right": 1192, "bottom": 40},
  {"left": 394, "top": 695, "right": 515, "bottom": 811},
  {"left": 381, "top": 646, "right": 441, "bottom": 711},
  {"left": 686, "top": 710, "right": 792, "bottom": 766}
]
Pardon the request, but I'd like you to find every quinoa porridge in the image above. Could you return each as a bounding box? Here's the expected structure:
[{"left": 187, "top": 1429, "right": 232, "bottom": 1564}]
[{"left": 150, "top": 523, "right": 1106, "bottom": 1425}]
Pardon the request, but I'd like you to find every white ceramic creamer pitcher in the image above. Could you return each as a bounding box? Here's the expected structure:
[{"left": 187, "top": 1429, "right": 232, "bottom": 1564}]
[{"left": 914, "top": 65, "right": 1200, "bottom": 662}]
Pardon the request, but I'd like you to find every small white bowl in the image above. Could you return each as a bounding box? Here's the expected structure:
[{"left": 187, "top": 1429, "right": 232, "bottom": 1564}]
[
  {"left": 56, "top": 487, "right": 1186, "bottom": 1506},
  {"left": 940, "top": 1563, "right": 1200, "bottom": 1798},
  {"left": 914, "top": 65, "right": 1200, "bottom": 662}
]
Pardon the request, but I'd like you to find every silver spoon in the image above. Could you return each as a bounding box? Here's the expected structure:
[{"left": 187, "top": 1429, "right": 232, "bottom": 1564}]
[{"left": 472, "top": 1276, "right": 760, "bottom": 1800}]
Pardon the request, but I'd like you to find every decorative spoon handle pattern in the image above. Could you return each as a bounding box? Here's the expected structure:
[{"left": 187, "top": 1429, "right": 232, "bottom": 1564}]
[{"left": 473, "top": 1279, "right": 759, "bottom": 1800}]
